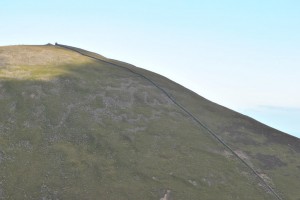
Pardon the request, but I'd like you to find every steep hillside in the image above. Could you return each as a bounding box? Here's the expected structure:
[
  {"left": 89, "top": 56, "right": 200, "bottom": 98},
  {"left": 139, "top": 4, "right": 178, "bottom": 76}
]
[{"left": 0, "top": 44, "right": 299, "bottom": 200}]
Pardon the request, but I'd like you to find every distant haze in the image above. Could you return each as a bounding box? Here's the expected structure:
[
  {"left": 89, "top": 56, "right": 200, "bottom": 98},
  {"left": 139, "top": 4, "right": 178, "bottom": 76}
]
[{"left": 1, "top": 0, "right": 299, "bottom": 137}]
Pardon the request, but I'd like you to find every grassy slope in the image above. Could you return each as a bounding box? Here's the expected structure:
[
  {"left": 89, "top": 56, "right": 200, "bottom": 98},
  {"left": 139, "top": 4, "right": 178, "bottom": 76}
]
[
  {"left": 107, "top": 54, "right": 300, "bottom": 200},
  {"left": 0, "top": 45, "right": 298, "bottom": 199}
]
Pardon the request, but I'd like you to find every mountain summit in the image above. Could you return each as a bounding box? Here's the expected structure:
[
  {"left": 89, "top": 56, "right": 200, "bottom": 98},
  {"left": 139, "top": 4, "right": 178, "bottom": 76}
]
[{"left": 0, "top": 44, "right": 299, "bottom": 200}]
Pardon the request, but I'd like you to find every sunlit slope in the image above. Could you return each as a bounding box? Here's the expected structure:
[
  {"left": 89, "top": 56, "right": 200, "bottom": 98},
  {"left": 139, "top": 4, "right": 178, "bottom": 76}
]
[{"left": 0, "top": 45, "right": 299, "bottom": 200}]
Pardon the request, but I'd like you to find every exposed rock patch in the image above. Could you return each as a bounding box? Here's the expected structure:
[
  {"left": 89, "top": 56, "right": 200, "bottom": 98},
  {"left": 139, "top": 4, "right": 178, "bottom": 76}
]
[{"left": 160, "top": 190, "right": 172, "bottom": 200}]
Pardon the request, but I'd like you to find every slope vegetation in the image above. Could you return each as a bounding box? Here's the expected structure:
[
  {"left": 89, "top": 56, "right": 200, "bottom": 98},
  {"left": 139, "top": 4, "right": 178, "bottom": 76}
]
[{"left": 0, "top": 44, "right": 299, "bottom": 200}]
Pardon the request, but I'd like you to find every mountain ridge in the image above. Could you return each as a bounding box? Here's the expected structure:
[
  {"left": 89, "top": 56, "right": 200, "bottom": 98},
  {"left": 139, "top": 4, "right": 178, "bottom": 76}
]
[
  {"left": 0, "top": 44, "right": 299, "bottom": 199},
  {"left": 56, "top": 43, "right": 294, "bottom": 200}
]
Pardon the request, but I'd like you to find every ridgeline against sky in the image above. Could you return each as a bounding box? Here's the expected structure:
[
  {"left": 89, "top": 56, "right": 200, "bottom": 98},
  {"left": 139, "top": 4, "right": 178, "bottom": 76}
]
[
  {"left": 0, "top": 44, "right": 299, "bottom": 199},
  {"left": 1, "top": 1, "right": 299, "bottom": 135}
]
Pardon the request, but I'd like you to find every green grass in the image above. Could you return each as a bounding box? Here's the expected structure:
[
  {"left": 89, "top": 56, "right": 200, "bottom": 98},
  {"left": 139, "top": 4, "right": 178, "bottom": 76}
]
[{"left": 0, "top": 45, "right": 298, "bottom": 199}]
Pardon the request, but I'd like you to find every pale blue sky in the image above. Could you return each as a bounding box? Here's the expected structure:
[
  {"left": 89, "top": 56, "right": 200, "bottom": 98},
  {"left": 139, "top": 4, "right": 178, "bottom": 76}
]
[{"left": 1, "top": 0, "right": 299, "bottom": 138}]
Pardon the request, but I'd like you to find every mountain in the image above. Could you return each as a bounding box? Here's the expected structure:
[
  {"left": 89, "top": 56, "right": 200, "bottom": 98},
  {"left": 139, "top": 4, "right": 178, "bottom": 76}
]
[{"left": 0, "top": 44, "right": 299, "bottom": 200}]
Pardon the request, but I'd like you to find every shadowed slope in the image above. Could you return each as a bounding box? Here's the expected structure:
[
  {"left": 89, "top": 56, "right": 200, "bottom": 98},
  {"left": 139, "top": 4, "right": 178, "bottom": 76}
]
[{"left": 0, "top": 45, "right": 299, "bottom": 199}]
